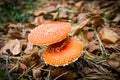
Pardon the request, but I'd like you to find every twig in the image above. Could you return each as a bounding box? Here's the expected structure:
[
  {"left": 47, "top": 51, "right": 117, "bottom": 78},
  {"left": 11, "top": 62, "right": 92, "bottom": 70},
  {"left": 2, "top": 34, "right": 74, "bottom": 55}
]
[
  {"left": 5, "top": 56, "right": 12, "bottom": 80},
  {"left": 45, "top": 70, "right": 51, "bottom": 80},
  {"left": 95, "top": 30, "right": 108, "bottom": 60},
  {"left": 9, "top": 64, "right": 18, "bottom": 73},
  {"left": 70, "top": 19, "right": 90, "bottom": 36},
  {"left": 17, "top": 63, "right": 36, "bottom": 79},
  {"left": 54, "top": 72, "right": 68, "bottom": 80}
]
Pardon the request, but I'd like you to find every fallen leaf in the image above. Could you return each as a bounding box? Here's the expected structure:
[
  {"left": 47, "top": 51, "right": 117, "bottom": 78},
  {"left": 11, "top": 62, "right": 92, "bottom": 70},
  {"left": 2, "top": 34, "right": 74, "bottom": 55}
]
[
  {"left": 99, "top": 28, "right": 119, "bottom": 43},
  {"left": 34, "top": 16, "right": 45, "bottom": 25},
  {"left": 25, "top": 23, "right": 36, "bottom": 29},
  {"left": 107, "top": 58, "right": 120, "bottom": 72},
  {"left": 0, "top": 63, "right": 6, "bottom": 70},
  {"left": 0, "top": 39, "right": 21, "bottom": 55},
  {"left": 69, "top": 13, "right": 77, "bottom": 22},
  {"left": 32, "top": 68, "right": 41, "bottom": 80},
  {"left": 24, "top": 43, "right": 34, "bottom": 54},
  {"left": 44, "top": 6, "right": 57, "bottom": 13},
  {"left": 77, "top": 34, "right": 89, "bottom": 48},
  {"left": 50, "top": 68, "right": 76, "bottom": 80},
  {"left": 19, "top": 63, "right": 27, "bottom": 70},
  {"left": 91, "top": 16, "right": 104, "bottom": 27},
  {"left": 8, "top": 63, "right": 16, "bottom": 69},
  {"left": 58, "top": 12, "right": 68, "bottom": 19},
  {"left": 75, "top": 1, "right": 84, "bottom": 11},
  {"left": 0, "top": 39, "right": 5, "bottom": 49},
  {"left": 113, "top": 14, "right": 120, "bottom": 22},
  {"left": 21, "top": 52, "right": 41, "bottom": 67},
  {"left": 8, "top": 29, "right": 25, "bottom": 39},
  {"left": 70, "top": 19, "right": 90, "bottom": 36},
  {"left": 33, "top": 10, "right": 46, "bottom": 16},
  {"left": 8, "top": 23, "right": 24, "bottom": 29},
  {"left": 33, "top": 6, "right": 57, "bottom": 16},
  {"left": 50, "top": 0, "right": 60, "bottom": 6},
  {"left": 77, "top": 13, "right": 89, "bottom": 23},
  {"left": 86, "top": 31, "right": 95, "bottom": 41},
  {"left": 89, "top": 40, "right": 99, "bottom": 52}
]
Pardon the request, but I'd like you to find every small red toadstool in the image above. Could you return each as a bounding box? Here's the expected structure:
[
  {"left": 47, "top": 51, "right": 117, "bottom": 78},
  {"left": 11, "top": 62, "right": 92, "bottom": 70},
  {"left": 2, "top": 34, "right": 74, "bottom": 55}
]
[
  {"left": 43, "top": 37, "right": 83, "bottom": 67},
  {"left": 28, "top": 21, "right": 72, "bottom": 45}
]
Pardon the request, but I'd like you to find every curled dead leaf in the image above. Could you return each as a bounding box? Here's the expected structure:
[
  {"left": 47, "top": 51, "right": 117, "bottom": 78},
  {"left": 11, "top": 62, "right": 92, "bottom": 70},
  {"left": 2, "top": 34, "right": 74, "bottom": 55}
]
[{"left": 0, "top": 39, "right": 21, "bottom": 55}]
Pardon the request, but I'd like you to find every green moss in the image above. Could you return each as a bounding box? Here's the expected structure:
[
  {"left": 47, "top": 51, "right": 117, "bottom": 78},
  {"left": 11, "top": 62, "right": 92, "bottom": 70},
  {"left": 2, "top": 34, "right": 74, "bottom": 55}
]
[
  {"left": 0, "top": 0, "right": 37, "bottom": 28},
  {"left": 0, "top": 70, "right": 7, "bottom": 80}
]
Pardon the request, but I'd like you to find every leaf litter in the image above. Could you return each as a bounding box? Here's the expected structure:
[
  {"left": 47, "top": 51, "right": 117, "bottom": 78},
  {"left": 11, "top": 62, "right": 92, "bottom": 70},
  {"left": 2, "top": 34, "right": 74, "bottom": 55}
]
[{"left": 0, "top": 0, "right": 120, "bottom": 80}]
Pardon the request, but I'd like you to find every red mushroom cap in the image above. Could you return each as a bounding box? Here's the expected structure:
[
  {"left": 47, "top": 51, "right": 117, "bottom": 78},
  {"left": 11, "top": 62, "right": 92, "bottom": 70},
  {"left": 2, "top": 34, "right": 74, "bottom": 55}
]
[
  {"left": 28, "top": 21, "right": 72, "bottom": 45},
  {"left": 43, "top": 37, "right": 83, "bottom": 66}
]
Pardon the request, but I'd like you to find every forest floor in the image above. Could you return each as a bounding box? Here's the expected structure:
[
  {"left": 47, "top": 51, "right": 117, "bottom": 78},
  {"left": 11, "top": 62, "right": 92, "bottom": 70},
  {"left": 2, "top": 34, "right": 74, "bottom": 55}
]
[{"left": 0, "top": 0, "right": 120, "bottom": 80}]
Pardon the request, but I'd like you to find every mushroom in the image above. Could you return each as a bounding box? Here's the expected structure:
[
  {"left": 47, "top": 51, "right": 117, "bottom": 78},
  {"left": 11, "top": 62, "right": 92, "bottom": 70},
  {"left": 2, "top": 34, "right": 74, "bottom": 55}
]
[
  {"left": 28, "top": 21, "right": 83, "bottom": 67},
  {"left": 43, "top": 37, "right": 83, "bottom": 67},
  {"left": 28, "top": 21, "right": 72, "bottom": 45}
]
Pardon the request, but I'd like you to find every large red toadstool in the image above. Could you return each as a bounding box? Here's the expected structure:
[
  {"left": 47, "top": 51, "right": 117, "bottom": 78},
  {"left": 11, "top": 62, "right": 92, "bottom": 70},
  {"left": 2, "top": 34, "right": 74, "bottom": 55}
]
[
  {"left": 28, "top": 21, "right": 72, "bottom": 45},
  {"left": 43, "top": 37, "right": 83, "bottom": 67}
]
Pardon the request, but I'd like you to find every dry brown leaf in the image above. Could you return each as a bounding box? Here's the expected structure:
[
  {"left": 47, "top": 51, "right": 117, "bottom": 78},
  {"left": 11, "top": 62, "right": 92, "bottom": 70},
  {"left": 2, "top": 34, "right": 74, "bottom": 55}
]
[
  {"left": 107, "top": 58, "right": 120, "bottom": 72},
  {"left": 25, "top": 23, "right": 36, "bottom": 29},
  {"left": 19, "top": 63, "right": 27, "bottom": 70},
  {"left": 8, "top": 63, "right": 15, "bottom": 69},
  {"left": 86, "top": 31, "right": 95, "bottom": 41},
  {"left": 0, "top": 39, "right": 21, "bottom": 55},
  {"left": 44, "top": 6, "right": 57, "bottom": 13},
  {"left": 0, "top": 63, "right": 6, "bottom": 70},
  {"left": 50, "top": 68, "right": 76, "bottom": 80},
  {"left": 75, "top": 1, "right": 84, "bottom": 12},
  {"left": 8, "top": 23, "right": 24, "bottom": 28},
  {"left": 69, "top": 13, "right": 77, "bottom": 22},
  {"left": 89, "top": 40, "right": 99, "bottom": 52},
  {"left": 8, "top": 29, "right": 25, "bottom": 39},
  {"left": 70, "top": 19, "right": 90, "bottom": 36},
  {"left": 34, "top": 16, "right": 45, "bottom": 25},
  {"left": 32, "top": 68, "right": 41, "bottom": 80},
  {"left": 51, "top": 12, "right": 58, "bottom": 19},
  {"left": 24, "top": 43, "right": 34, "bottom": 54},
  {"left": 78, "top": 34, "right": 89, "bottom": 48},
  {"left": 33, "top": 10, "right": 46, "bottom": 16},
  {"left": 99, "top": 28, "right": 119, "bottom": 43},
  {"left": 113, "top": 14, "right": 120, "bottom": 22},
  {"left": 21, "top": 52, "right": 41, "bottom": 67},
  {"left": 33, "top": 6, "right": 57, "bottom": 16},
  {"left": 59, "top": 12, "right": 68, "bottom": 19},
  {"left": 91, "top": 16, "right": 104, "bottom": 27},
  {"left": 77, "top": 13, "right": 89, "bottom": 23}
]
